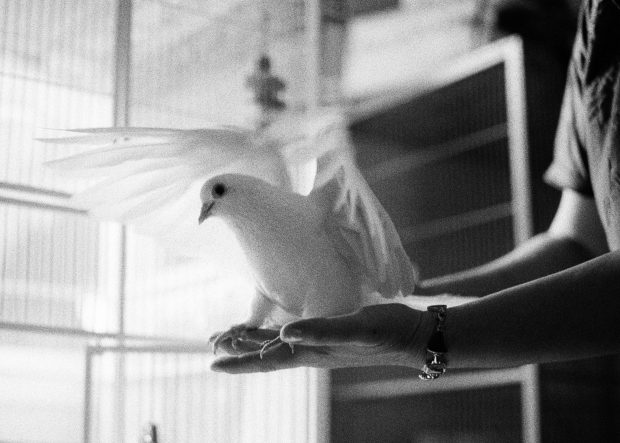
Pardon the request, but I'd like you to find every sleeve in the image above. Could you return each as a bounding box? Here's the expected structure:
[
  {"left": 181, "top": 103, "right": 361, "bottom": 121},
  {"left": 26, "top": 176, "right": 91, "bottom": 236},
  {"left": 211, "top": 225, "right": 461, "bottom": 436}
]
[{"left": 543, "top": 10, "right": 593, "bottom": 196}]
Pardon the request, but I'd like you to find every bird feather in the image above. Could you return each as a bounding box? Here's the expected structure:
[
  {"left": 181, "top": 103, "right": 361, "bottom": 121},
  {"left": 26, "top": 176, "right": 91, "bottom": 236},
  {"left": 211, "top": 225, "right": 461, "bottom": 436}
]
[{"left": 41, "top": 110, "right": 418, "bottom": 333}]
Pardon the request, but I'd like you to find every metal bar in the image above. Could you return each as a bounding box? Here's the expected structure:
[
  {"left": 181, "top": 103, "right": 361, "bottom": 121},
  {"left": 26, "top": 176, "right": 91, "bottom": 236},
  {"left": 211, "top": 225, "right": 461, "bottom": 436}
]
[
  {"left": 0, "top": 320, "right": 212, "bottom": 345},
  {"left": 305, "top": 0, "right": 320, "bottom": 110},
  {"left": 23, "top": 207, "right": 31, "bottom": 322},
  {"left": 502, "top": 41, "right": 541, "bottom": 442},
  {"left": 363, "top": 123, "right": 508, "bottom": 184},
  {"left": 113, "top": 0, "right": 132, "bottom": 128},
  {"left": 332, "top": 366, "right": 528, "bottom": 401},
  {"left": 113, "top": 0, "right": 132, "bottom": 441},
  {"left": 14, "top": 204, "right": 23, "bottom": 323},
  {"left": 503, "top": 37, "right": 533, "bottom": 244},
  {"left": 0, "top": 194, "right": 85, "bottom": 216},
  {"left": 0, "top": 180, "right": 72, "bottom": 199},
  {"left": 521, "top": 364, "right": 541, "bottom": 443},
  {"left": 308, "top": 369, "right": 331, "bottom": 443},
  {"left": 47, "top": 212, "right": 57, "bottom": 323},
  {"left": 0, "top": 205, "right": 8, "bottom": 317},
  {"left": 399, "top": 202, "right": 513, "bottom": 244},
  {"left": 84, "top": 346, "right": 94, "bottom": 443}
]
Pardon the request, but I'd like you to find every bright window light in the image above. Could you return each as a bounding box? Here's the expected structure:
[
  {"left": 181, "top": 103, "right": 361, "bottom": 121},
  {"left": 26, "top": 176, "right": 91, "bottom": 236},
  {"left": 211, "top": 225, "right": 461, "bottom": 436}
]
[{"left": 0, "top": 1, "right": 326, "bottom": 442}]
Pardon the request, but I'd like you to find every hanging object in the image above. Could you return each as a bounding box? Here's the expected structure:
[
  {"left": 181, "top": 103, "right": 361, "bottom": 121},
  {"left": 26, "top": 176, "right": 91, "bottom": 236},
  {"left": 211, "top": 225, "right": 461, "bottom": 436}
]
[
  {"left": 139, "top": 423, "right": 158, "bottom": 443},
  {"left": 245, "top": 54, "right": 287, "bottom": 127},
  {"left": 245, "top": 1, "right": 288, "bottom": 128}
]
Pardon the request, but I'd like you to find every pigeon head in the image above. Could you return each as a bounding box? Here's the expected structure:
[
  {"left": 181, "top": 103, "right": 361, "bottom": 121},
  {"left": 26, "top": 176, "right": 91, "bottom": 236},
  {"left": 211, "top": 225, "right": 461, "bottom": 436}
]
[{"left": 198, "top": 174, "right": 278, "bottom": 225}]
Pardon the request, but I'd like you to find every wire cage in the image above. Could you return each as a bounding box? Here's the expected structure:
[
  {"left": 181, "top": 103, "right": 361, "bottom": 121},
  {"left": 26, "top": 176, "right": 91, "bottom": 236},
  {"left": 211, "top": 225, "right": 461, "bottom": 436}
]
[
  {"left": 336, "top": 36, "right": 540, "bottom": 443},
  {"left": 0, "top": 1, "right": 330, "bottom": 442}
]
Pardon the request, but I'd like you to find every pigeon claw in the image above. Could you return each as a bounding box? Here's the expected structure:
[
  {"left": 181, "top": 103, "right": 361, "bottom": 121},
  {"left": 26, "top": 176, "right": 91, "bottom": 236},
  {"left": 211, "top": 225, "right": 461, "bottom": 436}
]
[
  {"left": 258, "top": 338, "right": 295, "bottom": 359},
  {"left": 259, "top": 337, "right": 282, "bottom": 359},
  {"left": 209, "top": 324, "right": 255, "bottom": 355}
]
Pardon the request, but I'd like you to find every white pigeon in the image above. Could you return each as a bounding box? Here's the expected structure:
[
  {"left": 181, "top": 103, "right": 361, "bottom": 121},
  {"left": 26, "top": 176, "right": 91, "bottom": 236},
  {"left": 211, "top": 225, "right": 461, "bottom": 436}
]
[{"left": 41, "top": 110, "right": 418, "bottom": 353}]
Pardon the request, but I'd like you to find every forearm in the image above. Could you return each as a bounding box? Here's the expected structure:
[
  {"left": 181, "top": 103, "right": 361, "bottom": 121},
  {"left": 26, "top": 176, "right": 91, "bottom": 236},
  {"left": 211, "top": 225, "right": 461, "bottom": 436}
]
[
  {"left": 444, "top": 250, "right": 620, "bottom": 368},
  {"left": 417, "top": 232, "right": 594, "bottom": 296}
]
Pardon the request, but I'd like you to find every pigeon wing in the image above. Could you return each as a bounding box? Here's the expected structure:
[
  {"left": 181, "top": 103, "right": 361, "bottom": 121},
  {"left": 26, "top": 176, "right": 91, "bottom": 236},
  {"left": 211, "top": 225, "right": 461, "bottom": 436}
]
[
  {"left": 40, "top": 126, "right": 290, "bottom": 258},
  {"left": 309, "top": 134, "right": 417, "bottom": 299}
]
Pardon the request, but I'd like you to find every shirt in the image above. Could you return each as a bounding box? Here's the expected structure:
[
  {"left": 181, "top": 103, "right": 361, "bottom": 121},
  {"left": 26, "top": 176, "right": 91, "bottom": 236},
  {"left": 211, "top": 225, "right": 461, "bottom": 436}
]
[{"left": 544, "top": 0, "right": 620, "bottom": 249}]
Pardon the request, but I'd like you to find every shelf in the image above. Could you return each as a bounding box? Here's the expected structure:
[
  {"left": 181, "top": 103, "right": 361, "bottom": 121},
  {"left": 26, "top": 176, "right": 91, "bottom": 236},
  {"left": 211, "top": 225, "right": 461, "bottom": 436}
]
[
  {"left": 363, "top": 123, "right": 508, "bottom": 184},
  {"left": 333, "top": 365, "right": 535, "bottom": 401},
  {"left": 399, "top": 202, "right": 513, "bottom": 243}
]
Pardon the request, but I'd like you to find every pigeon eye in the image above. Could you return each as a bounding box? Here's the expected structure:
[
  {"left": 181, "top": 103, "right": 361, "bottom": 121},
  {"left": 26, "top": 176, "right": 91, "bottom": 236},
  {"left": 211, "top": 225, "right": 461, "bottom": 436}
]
[{"left": 212, "top": 183, "right": 227, "bottom": 198}]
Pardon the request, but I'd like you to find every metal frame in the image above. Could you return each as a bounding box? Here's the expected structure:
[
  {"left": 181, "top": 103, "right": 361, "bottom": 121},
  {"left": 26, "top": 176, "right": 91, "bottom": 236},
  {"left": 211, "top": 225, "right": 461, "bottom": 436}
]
[
  {"left": 500, "top": 37, "right": 540, "bottom": 443},
  {"left": 111, "top": 1, "right": 132, "bottom": 440},
  {"left": 83, "top": 0, "right": 133, "bottom": 441},
  {"left": 344, "top": 36, "right": 541, "bottom": 443}
]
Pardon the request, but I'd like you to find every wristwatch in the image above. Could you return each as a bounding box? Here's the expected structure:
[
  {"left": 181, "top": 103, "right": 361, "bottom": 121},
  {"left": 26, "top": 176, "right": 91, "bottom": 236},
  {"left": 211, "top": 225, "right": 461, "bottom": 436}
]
[{"left": 419, "top": 305, "right": 448, "bottom": 380}]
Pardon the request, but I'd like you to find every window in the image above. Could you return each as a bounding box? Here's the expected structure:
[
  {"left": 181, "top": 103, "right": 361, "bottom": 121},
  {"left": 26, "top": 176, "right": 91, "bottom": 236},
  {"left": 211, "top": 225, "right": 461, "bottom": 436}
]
[{"left": 0, "top": 1, "right": 326, "bottom": 441}]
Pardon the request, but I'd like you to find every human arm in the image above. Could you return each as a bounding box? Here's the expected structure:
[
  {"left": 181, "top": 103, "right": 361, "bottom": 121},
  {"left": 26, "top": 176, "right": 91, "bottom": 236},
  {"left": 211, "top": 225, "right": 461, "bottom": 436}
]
[
  {"left": 210, "top": 189, "right": 617, "bottom": 373},
  {"left": 212, "top": 247, "right": 620, "bottom": 373},
  {"left": 416, "top": 189, "right": 608, "bottom": 296}
]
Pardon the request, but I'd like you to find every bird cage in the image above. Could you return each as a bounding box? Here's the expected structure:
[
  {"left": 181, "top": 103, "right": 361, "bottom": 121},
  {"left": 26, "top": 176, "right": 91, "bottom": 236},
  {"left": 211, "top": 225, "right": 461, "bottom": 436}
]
[{"left": 0, "top": 0, "right": 335, "bottom": 441}]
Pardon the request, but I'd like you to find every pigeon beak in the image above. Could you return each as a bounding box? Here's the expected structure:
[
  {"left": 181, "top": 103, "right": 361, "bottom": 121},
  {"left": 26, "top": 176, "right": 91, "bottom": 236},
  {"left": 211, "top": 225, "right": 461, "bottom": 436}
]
[{"left": 198, "top": 202, "right": 214, "bottom": 225}]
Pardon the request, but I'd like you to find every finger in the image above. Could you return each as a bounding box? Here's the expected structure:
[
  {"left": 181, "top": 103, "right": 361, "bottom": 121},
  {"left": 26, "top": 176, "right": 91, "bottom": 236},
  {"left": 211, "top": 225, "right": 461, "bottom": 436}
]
[
  {"left": 216, "top": 338, "right": 263, "bottom": 355},
  {"left": 211, "top": 342, "right": 298, "bottom": 374},
  {"left": 411, "top": 281, "right": 436, "bottom": 295},
  {"left": 208, "top": 328, "right": 278, "bottom": 345},
  {"left": 280, "top": 311, "right": 379, "bottom": 347},
  {"left": 239, "top": 328, "right": 280, "bottom": 343}
]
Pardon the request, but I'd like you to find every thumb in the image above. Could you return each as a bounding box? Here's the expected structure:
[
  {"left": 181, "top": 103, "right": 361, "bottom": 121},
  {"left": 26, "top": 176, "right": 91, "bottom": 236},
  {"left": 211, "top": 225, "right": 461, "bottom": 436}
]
[{"left": 280, "top": 311, "right": 378, "bottom": 347}]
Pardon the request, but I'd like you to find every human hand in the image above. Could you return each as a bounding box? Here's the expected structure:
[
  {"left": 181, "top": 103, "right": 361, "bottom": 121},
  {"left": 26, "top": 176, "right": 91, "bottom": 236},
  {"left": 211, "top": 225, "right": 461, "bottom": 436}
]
[{"left": 210, "top": 303, "right": 435, "bottom": 374}]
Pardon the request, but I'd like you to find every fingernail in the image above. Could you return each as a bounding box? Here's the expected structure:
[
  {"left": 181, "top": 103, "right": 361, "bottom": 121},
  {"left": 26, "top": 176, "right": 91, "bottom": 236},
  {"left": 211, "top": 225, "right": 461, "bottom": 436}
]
[{"left": 282, "top": 328, "right": 303, "bottom": 343}]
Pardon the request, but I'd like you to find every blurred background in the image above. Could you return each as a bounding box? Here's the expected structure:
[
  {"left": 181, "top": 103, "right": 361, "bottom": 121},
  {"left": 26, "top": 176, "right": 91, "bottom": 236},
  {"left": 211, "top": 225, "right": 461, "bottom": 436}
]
[{"left": 1, "top": 0, "right": 618, "bottom": 442}]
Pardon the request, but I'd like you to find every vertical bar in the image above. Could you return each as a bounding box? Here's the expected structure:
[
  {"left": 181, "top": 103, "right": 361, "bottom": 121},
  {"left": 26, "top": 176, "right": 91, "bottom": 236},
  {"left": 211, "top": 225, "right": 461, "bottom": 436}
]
[
  {"left": 503, "top": 36, "right": 533, "bottom": 244},
  {"left": 115, "top": 343, "right": 127, "bottom": 442},
  {"left": 503, "top": 36, "right": 540, "bottom": 443},
  {"left": 149, "top": 352, "right": 156, "bottom": 429},
  {"left": 305, "top": 0, "right": 321, "bottom": 111},
  {"left": 504, "top": 38, "right": 541, "bottom": 443},
  {"left": 307, "top": 369, "right": 331, "bottom": 443},
  {"left": 23, "top": 208, "right": 31, "bottom": 322},
  {"left": 199, "top": 357, "right": 207, "bottom": 441},
  {"left": 114, "top": 0, "right": 132, "bottom": 128},
  {"left": 60, "top": 210, "right": 70, "bottom": 325},
  {"left": 14, "top": 206, "right": 23, "bottom": 321},
  {"left": 84, "top": 346, "right": 94, "bottom": 443},
  {"left": 0, "top": 205, "right": 8, "bottom": 318},
  {"left": 521, "top": 364, "right": 541, "bottom": 443},
  {"left": 4, "top": 1, "right": 19, "bottom": 181},
  {"left": 47, "top": 212, "right": 56, "bottom": 323},
  {"left": 172, "top": 354, "right": 180, "bottom": 440},
  {"left": 24, "top": 0, "right": 39, "bottom": 183},
  {"left": 113, "top": 1, "right": 133, "bottom": 441},
  {"left": 71, "top": 217, "right": 80, "bottom": 327},
  {"left": 136, "top": 351, "right": 144, "bottom": 436}
]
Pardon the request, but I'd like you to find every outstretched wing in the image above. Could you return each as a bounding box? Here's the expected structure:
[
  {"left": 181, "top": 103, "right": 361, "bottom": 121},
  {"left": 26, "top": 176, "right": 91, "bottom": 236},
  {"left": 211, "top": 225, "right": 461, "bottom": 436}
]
[
  {"left": 40, "top": 125, "right": 292, "bottom": 257},
  {"left": 310, "top": 128, "right": 418, "bottom": 299},
  {"left": 39, "top": 112, "right": 346, "bottom": 258}
]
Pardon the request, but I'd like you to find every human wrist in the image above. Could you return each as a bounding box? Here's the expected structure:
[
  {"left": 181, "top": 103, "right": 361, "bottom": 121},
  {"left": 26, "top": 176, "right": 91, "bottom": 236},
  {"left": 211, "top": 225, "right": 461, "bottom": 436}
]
[{"left": 409, "top": 308, "right": 437, "bottom": 369}]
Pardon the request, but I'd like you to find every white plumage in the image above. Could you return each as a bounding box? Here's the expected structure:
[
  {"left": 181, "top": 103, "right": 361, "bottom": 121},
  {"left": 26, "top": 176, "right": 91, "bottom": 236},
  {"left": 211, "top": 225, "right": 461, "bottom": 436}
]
[{"left": 41, "top": 110, "right": 418, "bottom": 350}]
